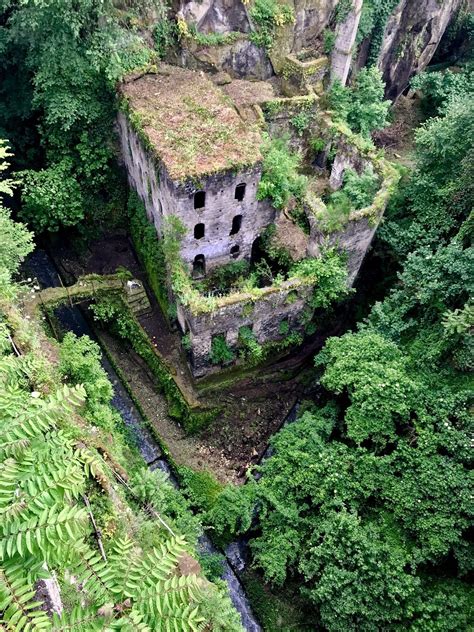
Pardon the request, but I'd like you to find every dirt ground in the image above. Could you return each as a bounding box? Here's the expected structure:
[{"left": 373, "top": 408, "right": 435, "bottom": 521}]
[
  {"left": 373, "top": 93, "right": 425, "bottom": 166},
  {"left": 99, "top": 328, "right": 306, "bottom": 484}
]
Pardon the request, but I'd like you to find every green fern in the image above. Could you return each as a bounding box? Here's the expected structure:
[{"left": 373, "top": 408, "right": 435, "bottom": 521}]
[
  {"left": 0, "top": 504, "right": 88, "bottom": 560},
  {"left": 0, "top": 558, "right": 51, "bottom": 631}
]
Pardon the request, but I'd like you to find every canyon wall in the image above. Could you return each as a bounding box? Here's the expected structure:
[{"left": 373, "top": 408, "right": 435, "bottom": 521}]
[{"left": 178, "top": 0, "right": 464, "bottom": 98}]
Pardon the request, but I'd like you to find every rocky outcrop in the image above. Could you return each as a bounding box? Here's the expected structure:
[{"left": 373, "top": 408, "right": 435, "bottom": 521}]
[
  {"left": 179, "top": 0, "right": 463, "bottom": 99},
  {"left": 180, "top": 0, "right": 251, "bottom": 33},
  {"left": 375, "top": 0, "right": 464, "bottom": 99},
  {"left": 330, "top": 0, "right": 363, "bottom": 86}
]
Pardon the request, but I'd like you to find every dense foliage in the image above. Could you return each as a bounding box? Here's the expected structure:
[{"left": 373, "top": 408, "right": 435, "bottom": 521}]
[
  {"left": 257, "top": 136, "right": 307, "bottom": 209},
  {"left": 208, "top": 75, "right": 474, "bottom": 631},
  {"left": 0, "top": 149, "right": 242, "bottom": 630},
  {"left": 329, "top": 67, "right": 390, "bottom": 137},
  {"left": 0, "top": 0, "right": 156, "bottom": 233}
]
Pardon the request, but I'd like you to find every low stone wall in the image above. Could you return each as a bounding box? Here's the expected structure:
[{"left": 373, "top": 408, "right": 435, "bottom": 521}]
[
  {"left": 178, "top": 279, "right": 313, "bottom": 377},
  {"left": 307, "top": 121, "right": 400, "bottom": 284},
  {"left": 262, "top": 95, "right": 320, "bottom": 156}
]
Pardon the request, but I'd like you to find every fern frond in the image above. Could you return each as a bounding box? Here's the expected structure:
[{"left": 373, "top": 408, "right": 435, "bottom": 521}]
[
  {"left": 137, "top": 586, "right": 206, "bottom": 632},
  {"left": 119, "top": 536, "right": 189, "bottom": 598},
  {"left": 51, "top": 605, "right": 109, "bottom": 631},
  {"left": 0, "top": 458, "right": 22, "bottom": 510},
  {"left": 0, "top": 384, "right": 86, "bottom": 454},
  {"left": 105, "top": 537, "right": 140, "bottom": 599},
  {"left": 0, "top": 559, "right": 51, "bottom": 631},
  {"left": 0, "top": 464, "right": 85, "bottom": 523},
  {"left": 110, "top": 608, "right": 152, "bottom": 631},
  {"left": 66, "top": 542, "right": 114, "bottom": 603},
  {"left": 74, "top": 446, "right": 109, "bottom": 488},
  {"left": 0, "top": 504, "right": 88, "bottom": 560}
]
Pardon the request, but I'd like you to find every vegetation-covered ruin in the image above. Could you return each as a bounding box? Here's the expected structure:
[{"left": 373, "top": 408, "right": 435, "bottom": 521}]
[{"left": 0, "top": 0, "right": 472, "bottom": 630}]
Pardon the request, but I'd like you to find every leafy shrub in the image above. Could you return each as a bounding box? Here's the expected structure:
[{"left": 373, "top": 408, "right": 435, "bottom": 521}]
[
  {"left": 326, "top": 166, "right": 380, "bottom": 228},
  {"left": 411, "top": 67, "right": 474, "bottom": 116},
  {"left": 154, "top": 18, "right": 178, "bottom": 59},
  {"left": 20, "top": 161, "right": 84, "bottom": 232},
  {"left": 178, "top": 466, "right": 224, "bottom": 513},
  {"left": 209, "top": 334, "right": 235, "bottom": 365},
  {"left": 249, "top": 0, "right": 295, "bottom": 50},
  {"left": 202, "top": 260, "right": 250, "bottom": 293},
  {"left": 257, "top": 137, "right": 307, "bottom": 209},
  {"left": 290, "top": 249, "right": 349, "bottom": 308},
  {"left": 238, "top": 326, "right": 263, "bottom": 364},
  {"left": 328, "top": 67, "right": 390, "bottom": 137},
  {"left": 290, "top": 111, "right": 313, "bottom": 136},
  {"left": 323, "top": 28, "right": 336, "bottom": 54},
  {"left": 278, "top": 319, "right": 290, "bottom": 335}
]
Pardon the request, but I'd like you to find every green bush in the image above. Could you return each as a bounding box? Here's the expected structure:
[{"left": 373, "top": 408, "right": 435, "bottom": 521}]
[
  {"left": 325, "top": 166, "right": 380, "bottom": 229},
  {"left": 249, "top": 0, "right": 295, "bottom": 50},
  {"left": 290, "top": 248, "right": 349, "bottom": 309},
  {"left": 209, "top": 334, "right": 235, "bottom": 365},
  {"left": 257, "top": 136, "right": 307, "bottom": 209},
  {"left": 20, "top": 161, "right": 84, "bottom": 232},
  {"left": 238, "top": 326, "right": 263, "bottom": 364},
  {"left": 323, "top": 28, "right": 336, "bottom": 54},
  {"left": 202, "top": 260, "right": 250, "bottom": 293},
  {"left": 290, "top": 111, "right": 313, "bottom": 137},
  {"left": 154, "top": 19, "right": 177, "bottom": 59},
  {"left": 328, "top": 67, "right": 390, "bottom": 137},
  {"left": 178, "top": 466, "right": 224, "bottom": 513}
]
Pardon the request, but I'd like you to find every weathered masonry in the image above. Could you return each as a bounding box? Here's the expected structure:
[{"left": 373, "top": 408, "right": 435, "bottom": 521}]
[{"left": 118, "top": 66, "right": 275, "bottom": 275}]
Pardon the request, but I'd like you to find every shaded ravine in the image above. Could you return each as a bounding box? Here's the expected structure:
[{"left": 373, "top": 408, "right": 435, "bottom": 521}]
[{"left": 26, "top": 250, "right": 262, "bottom": 632}]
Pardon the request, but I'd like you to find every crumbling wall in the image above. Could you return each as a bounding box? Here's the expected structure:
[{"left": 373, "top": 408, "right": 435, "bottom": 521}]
[
  {"left": 308, "top": 126, "right": 400, "bottom": 283},
  {"left": 179, "top": 281, "right": 313, "bottom": 377}
]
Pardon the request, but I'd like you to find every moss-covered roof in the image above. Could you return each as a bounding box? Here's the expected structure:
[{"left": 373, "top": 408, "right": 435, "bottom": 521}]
[{"left": 119, "top": 65, "right": 263, "bottom": 181}]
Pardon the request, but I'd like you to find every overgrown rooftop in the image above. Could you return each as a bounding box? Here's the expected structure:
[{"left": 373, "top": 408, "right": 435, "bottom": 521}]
[{"left": 120, "top": 64, "right": 263, "bottom": 181}]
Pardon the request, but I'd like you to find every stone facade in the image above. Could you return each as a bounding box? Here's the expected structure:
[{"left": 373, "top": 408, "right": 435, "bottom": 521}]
[
  {"left": 118, "top": 113, "right": 275, "bottom": 274},
  {"left": 177, "top": 281, "right": 313, "bottom": 377}
]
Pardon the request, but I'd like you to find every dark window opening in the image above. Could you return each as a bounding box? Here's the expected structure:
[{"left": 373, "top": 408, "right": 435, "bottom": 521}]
[
  {"left": 230, "top": 214, "right": 242, "bottom": 235},
  {"left": 250, "top": 236, "right": 263, "bottom": 265},
  {"left": 235, "top": 183, "right": 246, "bottom": 202},
  {"left": 194, "top": 190, "right": 206, "bottom": 209},
  {"left": 230, "top": 245, "right": 240, "bottom": 259},
  {"left": 193, "top": 254, "right": 206, "bottom": 278},
  {"left": 194, "top": 223, "right": 205, "bottom": 239}
]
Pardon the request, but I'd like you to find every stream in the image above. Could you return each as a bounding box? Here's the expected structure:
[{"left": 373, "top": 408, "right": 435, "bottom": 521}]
[{"left": 26, "top": 250, "right": 262, "bottom": 632}]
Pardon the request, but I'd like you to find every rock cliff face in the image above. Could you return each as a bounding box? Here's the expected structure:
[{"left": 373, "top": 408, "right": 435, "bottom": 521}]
[
  {"left": 372, "top": 0, "right": 464, "bottom": 99},
  {"left": 178, "top": 0, "right": 464, "bottom": 97}
]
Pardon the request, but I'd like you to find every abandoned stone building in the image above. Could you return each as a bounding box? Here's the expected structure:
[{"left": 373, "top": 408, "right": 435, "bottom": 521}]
[
  {"left": 118, "top": 63, "right": 397, "bottom": 377},
  {"left": 118, "top": 66, "right": 276, "bottom": 278}
]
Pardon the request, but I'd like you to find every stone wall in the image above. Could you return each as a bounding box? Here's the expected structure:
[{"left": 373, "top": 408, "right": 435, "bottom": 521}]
[
  {"left": 308, "top": 123, "right": 400, "bottom": 283},
  {"left": 118, "top": 112, "right": 276, "bottom": 274},
  {"left": 178, "top": 280, "right": 313, "bottom": 377},
  {"left": 166, "top": 170, "right": 276, "bottom": 274}
]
